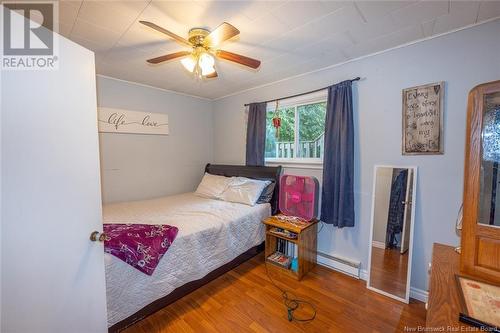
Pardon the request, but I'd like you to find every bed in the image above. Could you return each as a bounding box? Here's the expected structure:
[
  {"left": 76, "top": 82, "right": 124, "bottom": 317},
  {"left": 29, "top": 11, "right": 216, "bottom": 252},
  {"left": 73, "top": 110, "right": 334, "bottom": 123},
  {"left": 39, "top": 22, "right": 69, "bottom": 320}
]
[{"left": 104, "top": 164, "right": 282, "bottom": 332}]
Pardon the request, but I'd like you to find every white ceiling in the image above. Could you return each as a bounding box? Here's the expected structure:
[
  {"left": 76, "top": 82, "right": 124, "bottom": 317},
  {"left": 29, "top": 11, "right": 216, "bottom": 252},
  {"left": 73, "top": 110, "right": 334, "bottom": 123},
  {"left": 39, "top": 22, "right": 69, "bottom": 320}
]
[{"left": 58, "top": 0, "right": 500, "bottom": 99}]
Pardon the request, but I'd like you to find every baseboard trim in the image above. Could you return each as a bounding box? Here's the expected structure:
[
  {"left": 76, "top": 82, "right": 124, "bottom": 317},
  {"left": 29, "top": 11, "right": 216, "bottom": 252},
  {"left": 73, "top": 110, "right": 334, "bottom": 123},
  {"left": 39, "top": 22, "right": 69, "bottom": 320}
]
[
  {"left": 409, "top": 287, "right": 429, "bottom": 303},
  {"left": 317, "top": 252, "right": 360, "bottom": 279},
  {"left": 360, "top": 269, "right": 368, "bottom": 281},
  {"left": 372, "top": 241, "right": 386, "bottom": 249}
]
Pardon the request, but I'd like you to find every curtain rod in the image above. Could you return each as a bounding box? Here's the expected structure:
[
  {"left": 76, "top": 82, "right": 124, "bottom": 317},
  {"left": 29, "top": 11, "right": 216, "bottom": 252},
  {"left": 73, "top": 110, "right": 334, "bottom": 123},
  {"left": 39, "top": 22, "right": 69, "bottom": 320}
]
[{"left": 243, "top": 77, "right": 361, "bottom": 107}]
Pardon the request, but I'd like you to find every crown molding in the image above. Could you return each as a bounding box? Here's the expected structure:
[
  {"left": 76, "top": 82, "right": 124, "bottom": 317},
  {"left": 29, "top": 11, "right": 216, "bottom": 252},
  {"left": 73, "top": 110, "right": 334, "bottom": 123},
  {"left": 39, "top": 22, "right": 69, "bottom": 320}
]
[
  {"left": 97, "top": 17, "right": 499, "bottom": 102},
  {"left": 213, "top": 17, "right": 500, "bottom": 101},
  {"left": 96, "top": 74, "right": 212, "bottom": 101}
]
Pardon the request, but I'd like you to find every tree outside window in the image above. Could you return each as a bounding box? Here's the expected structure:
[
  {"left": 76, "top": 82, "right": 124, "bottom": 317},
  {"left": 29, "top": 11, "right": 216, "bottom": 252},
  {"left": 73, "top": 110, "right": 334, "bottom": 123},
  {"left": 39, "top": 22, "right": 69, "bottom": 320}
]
[{"left": 265, "top": 101, "right": 326, "bottom": 161}]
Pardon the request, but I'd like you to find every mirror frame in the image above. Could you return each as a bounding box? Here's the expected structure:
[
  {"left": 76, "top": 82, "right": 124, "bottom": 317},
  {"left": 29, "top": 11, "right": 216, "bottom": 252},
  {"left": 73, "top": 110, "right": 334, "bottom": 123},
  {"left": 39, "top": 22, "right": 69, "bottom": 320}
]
[
  {"left": 366, "top": 165, "right": 418, "bottom": 303},
  {"left": 461, "top": 80, "right": 500, "bottom": 284}
]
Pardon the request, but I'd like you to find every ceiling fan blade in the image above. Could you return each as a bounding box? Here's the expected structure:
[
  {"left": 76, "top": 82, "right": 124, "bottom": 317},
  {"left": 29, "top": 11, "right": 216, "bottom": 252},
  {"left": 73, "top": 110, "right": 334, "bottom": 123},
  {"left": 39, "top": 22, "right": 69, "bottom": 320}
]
[
  {"left": 205, "top": 71, "right": 218, "bottom": 79},
  {"left": 216, "top": 50, "right": 261, "bottom": 69},
  {"left": 146, "top": 51, "right": 191, "bottom": 64},
  {"left": 204, "top": 22, "right": 240, "bottom": 47},
  {"left": 139, "top": 20, "right": 191, "bottom": 46}
]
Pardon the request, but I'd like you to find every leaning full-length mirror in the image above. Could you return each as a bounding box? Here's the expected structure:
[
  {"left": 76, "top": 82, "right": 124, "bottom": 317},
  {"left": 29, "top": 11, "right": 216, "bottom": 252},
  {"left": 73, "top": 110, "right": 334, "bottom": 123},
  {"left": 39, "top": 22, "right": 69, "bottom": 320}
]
[{"left": 367, "top": 166, "right": 417, "bottom": 303}]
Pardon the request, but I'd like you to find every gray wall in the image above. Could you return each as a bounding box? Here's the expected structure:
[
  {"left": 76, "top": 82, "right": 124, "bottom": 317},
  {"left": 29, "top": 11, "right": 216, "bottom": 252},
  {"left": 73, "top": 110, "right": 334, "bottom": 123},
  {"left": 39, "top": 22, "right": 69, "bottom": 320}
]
[
  {"left": 211, "top": 20, "right": 500, "bottom": 292},
  {"left": 97, "top": 76, "right": 214, "bottom": 203}
]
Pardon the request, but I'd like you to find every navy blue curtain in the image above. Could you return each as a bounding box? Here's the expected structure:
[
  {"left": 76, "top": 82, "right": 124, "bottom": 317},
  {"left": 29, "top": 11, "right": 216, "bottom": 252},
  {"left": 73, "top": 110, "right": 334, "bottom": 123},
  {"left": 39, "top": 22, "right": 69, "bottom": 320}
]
[
  {"left": 246, "top": 102, "right": 267, "bottom": 166},
  {"left": 321, "top": 80, "right": 355, "bottom": 227}
]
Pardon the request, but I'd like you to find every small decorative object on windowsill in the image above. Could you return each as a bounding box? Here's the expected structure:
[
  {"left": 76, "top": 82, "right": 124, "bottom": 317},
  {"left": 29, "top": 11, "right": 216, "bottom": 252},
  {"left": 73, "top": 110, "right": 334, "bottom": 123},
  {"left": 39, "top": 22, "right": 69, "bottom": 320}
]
[{"left": 272, "top": 100, "right": 281, "bottom": 138}]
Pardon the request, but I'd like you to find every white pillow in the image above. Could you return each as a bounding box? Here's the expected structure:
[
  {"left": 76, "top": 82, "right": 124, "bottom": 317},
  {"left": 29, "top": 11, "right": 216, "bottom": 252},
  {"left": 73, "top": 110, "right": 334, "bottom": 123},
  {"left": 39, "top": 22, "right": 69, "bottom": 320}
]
[
  {"left": 194, "top": 173, "right": 231, "bottom": 199},
  {"left": 221, "top": 177, "right": 271, "bottom": 206}
]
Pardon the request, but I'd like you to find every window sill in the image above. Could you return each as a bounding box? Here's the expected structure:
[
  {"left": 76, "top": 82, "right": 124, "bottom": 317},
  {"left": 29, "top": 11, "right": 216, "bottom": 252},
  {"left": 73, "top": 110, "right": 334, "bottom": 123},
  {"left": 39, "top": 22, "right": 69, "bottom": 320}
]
[{"left": 265, "top": 159, "right": 323, "bottom": 170}]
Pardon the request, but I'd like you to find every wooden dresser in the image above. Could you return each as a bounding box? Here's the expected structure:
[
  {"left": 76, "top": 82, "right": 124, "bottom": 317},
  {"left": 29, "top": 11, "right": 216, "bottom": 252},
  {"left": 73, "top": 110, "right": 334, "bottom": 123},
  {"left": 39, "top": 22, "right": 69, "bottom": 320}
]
[{"left": 426, "top": 243, "right": 471, "bottom": 330}]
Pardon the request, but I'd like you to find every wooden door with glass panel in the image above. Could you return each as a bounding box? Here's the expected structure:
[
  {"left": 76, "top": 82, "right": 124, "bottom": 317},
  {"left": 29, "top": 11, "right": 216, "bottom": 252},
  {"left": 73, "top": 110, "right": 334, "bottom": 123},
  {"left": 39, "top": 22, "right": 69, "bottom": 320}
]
[{"left": 461, "top": 80, "right": 500, "bottom": 284}]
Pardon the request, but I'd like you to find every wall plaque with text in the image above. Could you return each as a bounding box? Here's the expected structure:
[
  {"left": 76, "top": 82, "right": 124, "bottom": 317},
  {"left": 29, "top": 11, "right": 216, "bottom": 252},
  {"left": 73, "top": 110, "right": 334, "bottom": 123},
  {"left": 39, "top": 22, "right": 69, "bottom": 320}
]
[
  {"left": 402, "top": 82, "right": 444, "bottom": 155},
  {"left": 98, "top": 108, "right": 169, "bottom": 135}
]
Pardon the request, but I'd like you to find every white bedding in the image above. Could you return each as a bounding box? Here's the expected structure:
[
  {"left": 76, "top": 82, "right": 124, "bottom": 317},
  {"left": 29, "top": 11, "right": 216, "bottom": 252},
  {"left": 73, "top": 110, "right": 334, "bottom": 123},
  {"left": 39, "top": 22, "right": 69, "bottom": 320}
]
[{"left": 103, "top": 192, "right": 270, "bottom": 327}]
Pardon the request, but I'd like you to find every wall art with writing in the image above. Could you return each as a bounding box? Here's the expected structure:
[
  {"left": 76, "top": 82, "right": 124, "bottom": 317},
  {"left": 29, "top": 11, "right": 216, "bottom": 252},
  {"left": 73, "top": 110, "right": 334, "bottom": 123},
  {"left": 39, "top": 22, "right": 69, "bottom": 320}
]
[
  {"left": 98, "top": 108, "right": 169, "bottom": 135},
  {"left": 402, "top": 82, "right": 444, "bottom": 155}
]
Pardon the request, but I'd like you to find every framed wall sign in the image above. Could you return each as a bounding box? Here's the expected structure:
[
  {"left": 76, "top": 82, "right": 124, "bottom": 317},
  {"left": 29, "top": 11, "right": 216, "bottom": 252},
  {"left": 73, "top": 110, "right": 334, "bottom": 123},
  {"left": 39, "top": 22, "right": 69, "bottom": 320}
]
[
  {"left": 402, "top": 82, "right": 444, "bottom": 155},
  {"left": 98, "top": 108, "right": 169, "bottom": 135}
]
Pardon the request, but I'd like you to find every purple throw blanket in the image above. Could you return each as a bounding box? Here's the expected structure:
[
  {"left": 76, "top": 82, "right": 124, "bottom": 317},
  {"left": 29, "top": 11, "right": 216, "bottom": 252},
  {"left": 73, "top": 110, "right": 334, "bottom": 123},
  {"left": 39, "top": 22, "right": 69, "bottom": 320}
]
[{"left": 103, "top": 224, "right": 178, "bottom": 275}]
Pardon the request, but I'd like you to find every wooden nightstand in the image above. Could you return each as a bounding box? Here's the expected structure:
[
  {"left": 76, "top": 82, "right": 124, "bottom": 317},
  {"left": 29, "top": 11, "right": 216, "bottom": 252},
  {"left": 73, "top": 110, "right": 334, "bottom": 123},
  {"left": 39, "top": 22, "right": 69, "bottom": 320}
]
[{"left": 262, "top": 214, "right": 318, "bottom": 281}]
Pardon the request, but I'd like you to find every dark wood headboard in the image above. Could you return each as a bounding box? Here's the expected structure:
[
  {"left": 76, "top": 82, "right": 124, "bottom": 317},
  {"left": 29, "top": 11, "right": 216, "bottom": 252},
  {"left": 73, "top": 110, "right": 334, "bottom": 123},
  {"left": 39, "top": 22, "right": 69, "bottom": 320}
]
[{"left": 204, "top": 163, "right": 282, "bottom": 215}]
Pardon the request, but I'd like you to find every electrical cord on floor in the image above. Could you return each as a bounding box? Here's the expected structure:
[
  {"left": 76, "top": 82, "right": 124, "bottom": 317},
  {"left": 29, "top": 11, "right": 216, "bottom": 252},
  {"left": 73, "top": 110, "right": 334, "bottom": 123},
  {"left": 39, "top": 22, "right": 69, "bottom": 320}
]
[{"left": 265, "top": 264, "right": 317, "bottom": 323}]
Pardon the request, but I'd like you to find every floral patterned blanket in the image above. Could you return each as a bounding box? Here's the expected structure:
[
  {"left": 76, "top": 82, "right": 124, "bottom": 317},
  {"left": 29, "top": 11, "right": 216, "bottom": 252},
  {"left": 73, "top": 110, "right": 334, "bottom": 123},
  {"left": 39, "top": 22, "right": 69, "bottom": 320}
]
[{"left": 103, "top": 224, "right": 178, "bottom": 275}]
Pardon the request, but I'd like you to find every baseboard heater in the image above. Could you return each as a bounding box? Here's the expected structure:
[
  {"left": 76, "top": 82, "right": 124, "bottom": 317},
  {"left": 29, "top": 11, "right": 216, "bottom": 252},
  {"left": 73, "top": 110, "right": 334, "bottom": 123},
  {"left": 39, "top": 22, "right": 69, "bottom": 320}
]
[{"left": 317, "top": 251, "right": 361, "bottom": 279}]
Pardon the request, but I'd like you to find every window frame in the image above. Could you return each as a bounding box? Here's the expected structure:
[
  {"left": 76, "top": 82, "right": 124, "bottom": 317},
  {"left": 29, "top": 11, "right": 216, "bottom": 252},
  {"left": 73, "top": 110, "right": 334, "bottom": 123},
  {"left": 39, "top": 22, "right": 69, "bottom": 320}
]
[{"left": 264, "top": 90, "right": 327, "bottom": 169}]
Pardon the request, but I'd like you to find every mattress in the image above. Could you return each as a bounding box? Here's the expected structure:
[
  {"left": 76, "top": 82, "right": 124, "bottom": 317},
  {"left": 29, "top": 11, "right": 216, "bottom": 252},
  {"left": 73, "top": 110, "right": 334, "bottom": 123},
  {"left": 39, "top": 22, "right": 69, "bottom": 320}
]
[{"left": 102, "top": 192, "right": 270, "bottom": 327}]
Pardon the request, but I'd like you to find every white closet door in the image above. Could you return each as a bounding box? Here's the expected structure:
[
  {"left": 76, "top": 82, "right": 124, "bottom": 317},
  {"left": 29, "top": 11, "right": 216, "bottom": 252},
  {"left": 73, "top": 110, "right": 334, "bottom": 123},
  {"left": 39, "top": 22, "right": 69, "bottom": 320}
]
[
  {"left": 1, "top": 22, "right": 108, "bottom": 333},
  {"left": 400, "top": 170, "right": 413, "bottom": 254}
]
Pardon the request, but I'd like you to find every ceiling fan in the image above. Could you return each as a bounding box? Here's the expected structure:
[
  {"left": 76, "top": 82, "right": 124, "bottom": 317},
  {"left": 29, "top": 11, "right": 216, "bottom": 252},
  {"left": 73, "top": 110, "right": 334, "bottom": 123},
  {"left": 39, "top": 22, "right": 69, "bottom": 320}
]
[{"left": 139, "top": 21, "right": 261, "bottom": 79}]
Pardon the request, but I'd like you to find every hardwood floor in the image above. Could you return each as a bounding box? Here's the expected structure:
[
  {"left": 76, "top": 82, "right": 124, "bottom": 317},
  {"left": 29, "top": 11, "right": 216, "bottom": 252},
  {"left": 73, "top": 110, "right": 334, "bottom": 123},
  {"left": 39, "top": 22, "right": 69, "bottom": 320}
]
[
  {"left": 369, "top": 246, "right": 409, "bottom": 299},
  {"left": 124, "top": 253, "right": 426, "bottom": 333}
]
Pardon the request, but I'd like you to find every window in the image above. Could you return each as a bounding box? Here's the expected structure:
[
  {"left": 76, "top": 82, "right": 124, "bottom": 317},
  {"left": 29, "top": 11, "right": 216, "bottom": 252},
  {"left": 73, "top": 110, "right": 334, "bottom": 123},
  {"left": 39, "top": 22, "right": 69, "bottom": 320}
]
[{"left": 265, "top": 91, "right": 327, "bottom": 166}]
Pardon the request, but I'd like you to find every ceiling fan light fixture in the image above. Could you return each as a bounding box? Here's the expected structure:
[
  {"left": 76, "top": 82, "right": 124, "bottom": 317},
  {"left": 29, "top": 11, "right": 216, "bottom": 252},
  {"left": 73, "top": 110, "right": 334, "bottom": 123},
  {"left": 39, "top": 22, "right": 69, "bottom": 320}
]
[
  {"left": 198, "top": 52, "right": 215, "bottom": 75},
  {"left": 201, "top": 65, "right": 216, "bottom": 76},
  {"left": 181, "top": 56, "right": 197, "bottom": 73},
  {"left": 141, "top": 21, "right": 261, "bottom": 79}
]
